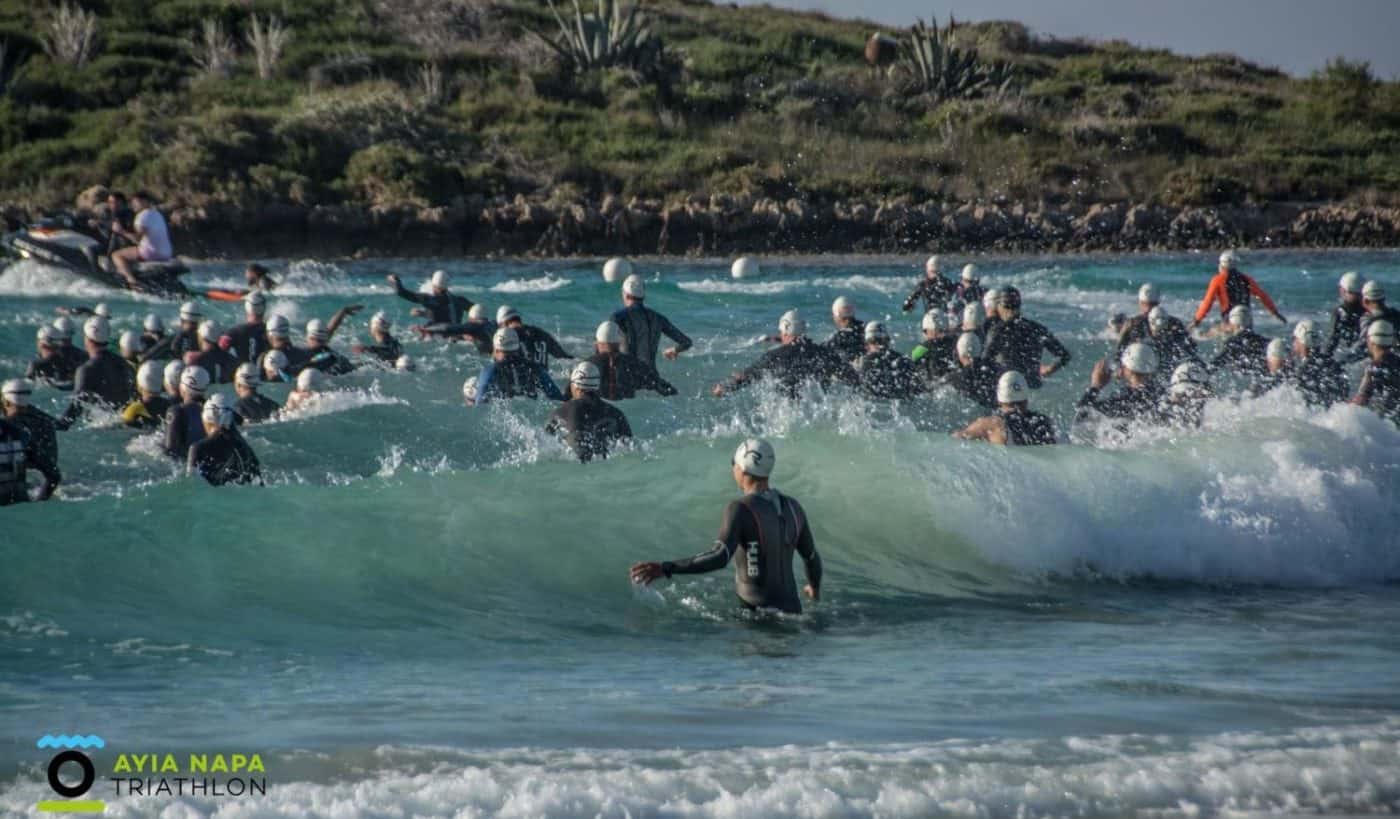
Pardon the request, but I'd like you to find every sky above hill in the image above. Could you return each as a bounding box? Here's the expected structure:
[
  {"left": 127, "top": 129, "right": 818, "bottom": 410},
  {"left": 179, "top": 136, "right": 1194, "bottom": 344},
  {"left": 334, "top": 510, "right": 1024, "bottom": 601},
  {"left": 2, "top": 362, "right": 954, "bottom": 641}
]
[{"left": 733, "top": 0, "right": 1399, "bottom": 77}]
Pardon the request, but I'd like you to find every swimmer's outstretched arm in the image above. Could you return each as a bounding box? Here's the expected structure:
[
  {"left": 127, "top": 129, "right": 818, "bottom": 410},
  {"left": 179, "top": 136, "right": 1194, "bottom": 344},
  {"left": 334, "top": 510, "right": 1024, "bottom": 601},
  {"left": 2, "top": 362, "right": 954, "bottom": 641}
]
[
  {"left": 631, "top": 502, "right": 745, "bottom": 583},
  {"left": 324, "top": 305, "right": 364, "bottom": 341},
  {"left": 792, "top": 501, "right": 821, "bottom": 601},
  {"left": 952, "top": 415, "right": 1005, "bottom": 444}
]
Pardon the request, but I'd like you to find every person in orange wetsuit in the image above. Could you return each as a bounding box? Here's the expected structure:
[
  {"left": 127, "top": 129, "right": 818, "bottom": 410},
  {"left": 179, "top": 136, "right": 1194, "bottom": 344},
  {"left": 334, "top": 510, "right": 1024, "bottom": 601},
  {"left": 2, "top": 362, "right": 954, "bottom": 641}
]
[{"left": 1190, "top": 250, "right": 1287, "bottom": 330}]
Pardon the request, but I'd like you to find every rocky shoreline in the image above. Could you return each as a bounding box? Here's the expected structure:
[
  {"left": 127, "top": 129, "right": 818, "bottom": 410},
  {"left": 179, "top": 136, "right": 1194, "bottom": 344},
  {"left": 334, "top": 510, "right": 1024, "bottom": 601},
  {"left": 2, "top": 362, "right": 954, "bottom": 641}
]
[{"left": 39, "top": 192, "right": 1400, "bottom": 259}]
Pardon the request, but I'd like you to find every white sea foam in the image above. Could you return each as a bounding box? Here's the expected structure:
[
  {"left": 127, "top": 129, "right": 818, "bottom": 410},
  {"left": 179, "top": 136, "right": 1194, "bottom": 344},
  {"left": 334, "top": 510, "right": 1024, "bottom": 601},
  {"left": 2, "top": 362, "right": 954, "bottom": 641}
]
[{"left": 490, "top": 275, "right": 572, "bottom": 293}]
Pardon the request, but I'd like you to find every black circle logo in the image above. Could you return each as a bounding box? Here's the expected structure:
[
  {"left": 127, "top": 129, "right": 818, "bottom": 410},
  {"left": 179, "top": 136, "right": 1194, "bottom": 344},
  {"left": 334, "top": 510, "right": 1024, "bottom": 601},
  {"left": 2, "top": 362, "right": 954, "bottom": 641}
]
[{"left": 47, "top": 750, "right": 95, "bottom": 798}]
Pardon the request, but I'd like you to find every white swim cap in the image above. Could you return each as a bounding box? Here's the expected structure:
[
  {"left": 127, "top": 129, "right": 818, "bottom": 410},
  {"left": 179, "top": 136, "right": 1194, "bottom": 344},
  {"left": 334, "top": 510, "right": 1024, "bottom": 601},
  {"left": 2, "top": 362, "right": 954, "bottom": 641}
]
[
  {"left": 921, "top": 310, "right": 944, "bottom": 333},
  {"left": 731, "top": 256, "right": 760, "bottom": 279},
  {"left": 52, "top": 317, "right": 74, "bottom": 337},
  {"left": 570, "top": 361, "right": 601, "bottom": 391},
  {"left": 137, "top": 360, "right": 164, "bottom": 394},
  {"left": 832, "top": 296, "right": 855, "bottom": 319},
  {"left": 262, "top": 349, "right": 288, "bottom": 374},
  {"left": 1171, "top": 361, "right": 1209, "bottom": 387},
  {"left": 267, "top": 314, "right": 290, "bottom": 338},
  {"left": 1266, "top": 338, "right": 1289, "bottom": 360},
  {"left": 163, "top": 360, "right": 185, "bottom": 392},
  {"left": 996, "top": 371, "right": 1029, "bottom": 404},
  {"left": 595, "top": 321, "right": 623, "bottom": 344},
  {"left": 202, "top": 392, "right": 235, "bottom": 428},
  {"left": 93, "top": 303, "right": 111, "bottom": 319},
  {"left": 1228, "top": 305, "right": 1252, "bottom": 329},
  {"left": 198, "top": 319, "right": 221, "bottom": 342},
  {"left": 1121, "top": 342, "right": 1159, "bottom": 375},
  {"left": 732, "top": 437, "right": 775, "bottom": 478},
  {"left": 37, "top": 326, "right": 57, "bottom": 345},
  {"left": 296, "top": 367, "right": 325, "bottom": 391},
  {"left": 1138, "top": 283, "right": 1160, "bottom": 304},
  {"left": 1292, "top": 319, "right": 1320, "bottom": 348},
  {"left": 244, "top": 290, "right": 267, "bottom": 315},
  {"left": 395, "top": 354, "right": 415, "bottom": 372},
  {"left": 84, "top": 316, "right": 110, "bottom": 344},
  {"left": 982, "top": 289, "right": 1001, "bottom": 314},
  {"left": 1363, "top": 281, "right": 1386, "bottom": 301},
  {"left": 1369, "top": 320, "right": 1396, "bottom": 347},
  {"left": 602, "top": 257, "right": 632, "bottom": 283},
  {"left": 863, "top": 320, "right": 889, "bottom": 344},
  {"left": 925, "top": 255, "right": 940, "bottom": 275},
  {"left": 622, "top": 274, "right": 646, "bottom": 299},
  {"left": 430, "top": 269, "right": 451, "bottom": 289},
  {"left": 496, "top": 305, "right": 520, "bottom": 324},
  {"left": 178, "top": 301, "right": 202, "bottom": 322},
  {"left": 1, "top": 378, "right": 32, "bottom": 406},
  {"left": 1339, "top": 272, "right": 1364, "bottom": 294},
  {"left": 1219, "top": 250, "right": 1238, "bottom": 270},
  {"left": 234, "top": 362, "right": 260, "bottom": 387},
  {"left": 1148, "top": 306, "right": 1169, "bottom": 332},
  {"left": 181, "top": 365, "right": 210, "bottom": 394},
  {"left": 493, "top": 327, "right": 521, "bottom": 352},
  {"left": 467, "top": 304, "right": 486, "bottom": 321},
  {"left": 118, "top": 329, "right": 142, "bottom": 356},
  {"left": 956, "top": 332, "right": 982, "bottom": 359},
  {"left": 462, "top": 377, "right": 478, "bottom": 402},
  {"left": 961, "top": 263, "right": 979, "bottom": 282},
  {"left": 370, "top": 311, "right": 390, "bottom": 330},
  {"left": 778, "top": 309, "right": 806, "bottom": 337},
  {"left": 305, "top": 319, "right": 328, "bottom": 342},
  {"left": 962, "top": 302, "right": 984, "bottom": 330},
  {"left": 143, "top": 313, "right": 164, "bottom": 333}
]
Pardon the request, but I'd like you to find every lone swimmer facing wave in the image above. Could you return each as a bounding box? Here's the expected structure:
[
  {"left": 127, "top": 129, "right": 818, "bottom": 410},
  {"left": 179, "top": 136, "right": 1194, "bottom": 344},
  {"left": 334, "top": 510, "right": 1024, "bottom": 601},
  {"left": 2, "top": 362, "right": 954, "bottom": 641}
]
[{"left": 631, "top": 438, "right": 822, "bottom": 615}]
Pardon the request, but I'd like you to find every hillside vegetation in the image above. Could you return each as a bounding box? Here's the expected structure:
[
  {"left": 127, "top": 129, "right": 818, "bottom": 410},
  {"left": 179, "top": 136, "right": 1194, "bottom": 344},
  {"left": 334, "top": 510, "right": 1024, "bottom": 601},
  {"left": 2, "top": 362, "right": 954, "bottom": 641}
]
[{"left": 1, "top": 0, "right": 1397, "bottom": 218}]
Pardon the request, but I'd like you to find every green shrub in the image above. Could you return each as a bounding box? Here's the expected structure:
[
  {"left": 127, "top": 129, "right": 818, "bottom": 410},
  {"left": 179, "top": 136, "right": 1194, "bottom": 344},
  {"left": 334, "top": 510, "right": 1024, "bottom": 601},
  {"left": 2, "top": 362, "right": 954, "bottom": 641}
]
[{"left": 342, "top": 141, "right": 462, "bottom": 206}]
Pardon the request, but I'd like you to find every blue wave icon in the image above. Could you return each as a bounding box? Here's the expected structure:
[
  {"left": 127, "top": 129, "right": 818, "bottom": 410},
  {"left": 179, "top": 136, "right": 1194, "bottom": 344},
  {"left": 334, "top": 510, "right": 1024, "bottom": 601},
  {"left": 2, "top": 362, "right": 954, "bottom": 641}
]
[{"left": 36, "top": 735, "right": 105, "bottom": 750}]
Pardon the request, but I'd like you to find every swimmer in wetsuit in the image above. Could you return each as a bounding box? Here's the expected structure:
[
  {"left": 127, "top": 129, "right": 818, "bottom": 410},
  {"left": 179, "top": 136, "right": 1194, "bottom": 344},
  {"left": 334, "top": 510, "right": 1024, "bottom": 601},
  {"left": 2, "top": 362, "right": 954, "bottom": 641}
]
[
  {"left": 854, "top": 321, "right": 923, "bottom": 399},
  {"left": 1161, "top": 362, "right": 1212, "bottom": 428},
  {"left": 1352, "top": 320, "right": 1400, "bottom": 425},
  {"left": 982, "top": 287, "right": 1071, "bottom": 390},
  {"left": 57, "top": 318, "right": 137, "bottom": 429},
  {"left": 188, "top": 393, "right": 262, "bottom": 486},
  {"left": 233, "top": 363, "right": 280, "bottom": 423},
  {"left": 257, "top": 315, "right": 311, "bottom": 378},
  {"left": 497, "top": 305, "right": 573, "bottom": 370},
  {"left": 387, "top": 270, "right": 473, "bottom": 326},
  {"left": 350, "top": 312, "right": 403, "bottom": 365},
  {"left": 26, "top": 327, "right": 76, "bottom": 391},
  {"left": 911, "top": 310, "right": 959, "bottom": 385},
  {"left": 713, "top": 310, "right": 858, "bottom": 399},
  {"left": 945, "top": 332, "right": 998, "bottom": 408},
  {"left": 1326, "top": 272, "right": 1367, "bottom": 358},
  {"left": 588, "top": 321, "right": 677, "bottom": 400},
  {"left": 140, "top": 302, "right": 202, "bottom": 362},
  {"left": 545, "top": 361, "right": 633, "bottom": 462},
  {"left": 1350, "top": 281, "right": 1400, "bottom": 364},
  {"left": 611, "top": 274, "right": 692, "bottom": 368},
  {"left": 163, "top": 365, "right": 209, "bottom": 459},
  {"left": 282, "top": 367, "right": 328, "bottom": 414},
  {"left": 953, "top": 371, "right": 1058, "bottom": 446},
  {"left": 224, "top": 291, "right": 269, "bottom": 365},
  {"left": 469, "top": 328, "right": 564, "bottom": 405},
  {"left": 1210, "top": 306, "right": 1272, "bottom": 378},
  {"left": 1076, "top": 342, "right": 1165, "bottom": 425},
  {"left": 901, "top": 255, "right": 957, "bottom": 315},
  {"left": 2, "top": 379, "right": 60, "bottom": 501},
  {"left": 1190, "top": 250, "right": 1287, "bottom": 331},
  {"left": 122, "top": 361, "right": 173, "bottom": 429},
  {"left": 1286, "top": 321, "right": 1349, "bottom": 408},
  {"left": 189, "top": 320, "right": 239, "bottom": 384},
  {"left": 955, "top": 264, "right": 985, "bottom": 308},
  {"left": 630, "top": 438, "right": 822, "bottom": 614},
  {"left": 825, "top": 297, "right": 867, "bottom": 362}
]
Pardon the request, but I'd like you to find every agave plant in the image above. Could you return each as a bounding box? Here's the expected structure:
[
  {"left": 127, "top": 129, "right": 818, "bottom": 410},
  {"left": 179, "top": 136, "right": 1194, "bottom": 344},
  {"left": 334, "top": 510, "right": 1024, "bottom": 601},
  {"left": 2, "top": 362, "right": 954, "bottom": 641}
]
[
  {"left": 898, "top": 12, "right": 1015, "bottom": 102},
  {"left": 528, "top": 0, "right": 662, "bottom": 75}
]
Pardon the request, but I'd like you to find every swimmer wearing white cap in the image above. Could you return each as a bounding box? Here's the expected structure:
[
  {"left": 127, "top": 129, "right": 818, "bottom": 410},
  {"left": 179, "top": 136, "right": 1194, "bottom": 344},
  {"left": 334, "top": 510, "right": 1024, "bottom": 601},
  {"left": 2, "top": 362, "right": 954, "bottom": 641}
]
[{"left": 953, "top": 371, "right": 1058, "bottom": 446}]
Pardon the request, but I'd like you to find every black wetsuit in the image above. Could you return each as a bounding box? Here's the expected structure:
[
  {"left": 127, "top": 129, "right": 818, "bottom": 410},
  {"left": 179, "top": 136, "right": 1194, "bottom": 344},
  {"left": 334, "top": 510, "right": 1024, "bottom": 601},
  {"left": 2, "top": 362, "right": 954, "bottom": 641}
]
[
  {"left": 163, "top": 401, "right": 206, "bottom": 460},
  {"left": 545, "top": 392, "right": 632, "bottom": 462},
  {"left": 473, "top": 355, "right": 564, "bottom": 402},
  {"left": 258, "top": 344, "right": 311, "bottom": 377},
  {"left": 448, "top": 319, "right": 496, "bottom": 354},
  {"left": 141, "top": 331, "right": 166, "bottom": 351},
  {"left": 956, "top": 282, "right": 985, "bottom": 306},
  {"left": 1162, "top": 394, "right": 1208, "bottom": 429},
  {"left": 902, "top": 276, "right": 956, "bottom": 314},
  {"left": 1211, "top": 330, "right": 1271, "bottom": 376},
  {"left": 1325, "top": 301, "right": 1366, "bottom": 358},
  {"left": 1076, "top": 381, "right": 1165, "bottom": 424},
  {"left": 224, "top": 320, "right": 267, "bottom": 364},
  {"left": 1290, "top": 355, "right": 1349, "bottom": 408},
  {"left": 1149, "top": 319, "right": 1201, "bottom": 374},
  {"left": 122, "top": 394, "right": 172, "bottom": 429},
  {"left": 26, "top": 355, "right": 76, "bottom": 391},
  {"left": 611, "top": 304, "right": 692, "bottom": 368},
  {"left": 140, "top": 328, "right": 198, "bottom": 362},
  {"left": 513, "top": 324, "right": 573, "bottom": 370},
  {"left": 587, "top": 351, "right": 677, "bottom": 400},
  {"left": 392, "top": 280, "right": 473, "bottom": 325},
  {"left": 188, "top": 428, "right": 262, "bottom": 486},
  {"left": 983, "top": 316, "right": 1071, "bottom": 389},
  {"left": 1000, "top": 409, "right": 1058, "bottom": 445},
  {"left": 1355, "top": 351, "right": 1400, "bottom": 423},
  {"left": 912, "top": 337, "right": 959, "bottom": 384},
  {"left": 6, "top": 407, "right": 61, "bottom": 496},
  {"left": 947, "top": 363, "right": 998, "bottom": 409},
  {"left": 1352, "top": 306, "right": 1400, "bottom": 361},
  {"left": 57, "top": 343, "right": 88, "bottom": 374},
  {"left": 59, "top": 348, "right": 136, "bottom": 427},
  {"left": 234, "top": 392, "right": 281, "bottom": 424},
  {"left": 0, "top": 418, "right": 59, "bottom": 504},
  {"left": 662, "top": 490, "right": 821, "bottom": 614},
  {"left": 1116, "top": 314, "right": 1153, "bottom": 348},
  {"left": 359, "top": 335, "right": 403, "bottom": 364},
  {"left": 727, "top": 338, "right": 859, "bottom": 398},
  {"left": 825, "top": 319, "right": 867, "bottom": 362},
  {"left": 856, "top": 348, "right": 924, "bottom": 399},
  {"left": 191, "top": 347, "right": 239, "bottom": 384},
  {"left": 305, "top": 346, "right": 356, "bottom": 376}
]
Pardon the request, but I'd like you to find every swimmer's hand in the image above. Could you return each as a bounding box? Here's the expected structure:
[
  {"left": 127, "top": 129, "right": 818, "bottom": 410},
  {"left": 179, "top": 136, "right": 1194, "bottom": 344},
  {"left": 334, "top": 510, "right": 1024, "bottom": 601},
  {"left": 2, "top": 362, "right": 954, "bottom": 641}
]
[
  {"left": 804, "top": 584, "right": 819, "bottom": 601},
  {"left": 386, "top": 274, "right": 400, "bottom": 286},
  {"left": 1039, "top": 362, "right": 1058, "bottom": 378},
  {"left": 711, "top": 383, "right": 727, "bottom": 398},
  {"left": 630, "top": 562, "right": 666, "bottom": 585},
  {"left": 1089, "top": 358, "right": 1112, "bottom": 390},
  {"left": 663, "top": 347, "right": 680, "bottom": 360}
]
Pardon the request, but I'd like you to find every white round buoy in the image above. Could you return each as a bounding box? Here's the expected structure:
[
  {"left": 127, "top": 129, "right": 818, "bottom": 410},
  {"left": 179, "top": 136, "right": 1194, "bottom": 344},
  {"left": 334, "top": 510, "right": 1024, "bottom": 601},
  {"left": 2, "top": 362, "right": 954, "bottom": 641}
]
[
  {"left": 602, "top": 257, "right": 632, "bottom": 283},
  {"left": 731, "top": 256, "right": 760, "bottom": 279}
]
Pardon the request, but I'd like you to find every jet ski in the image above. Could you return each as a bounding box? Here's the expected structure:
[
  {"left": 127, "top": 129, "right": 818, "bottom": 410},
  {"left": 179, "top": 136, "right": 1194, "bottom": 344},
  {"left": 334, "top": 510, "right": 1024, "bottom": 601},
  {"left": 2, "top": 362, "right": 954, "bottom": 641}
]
[{"left": 1, "top": 213, "right": 190, "bottom": 298}]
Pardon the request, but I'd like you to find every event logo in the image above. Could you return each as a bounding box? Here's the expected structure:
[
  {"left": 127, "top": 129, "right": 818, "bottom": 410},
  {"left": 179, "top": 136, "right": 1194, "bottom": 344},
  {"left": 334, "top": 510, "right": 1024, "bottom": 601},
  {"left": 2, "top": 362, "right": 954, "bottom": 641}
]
[{"left": 36, "top": 734, "right": 106, "bottom": 814}]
